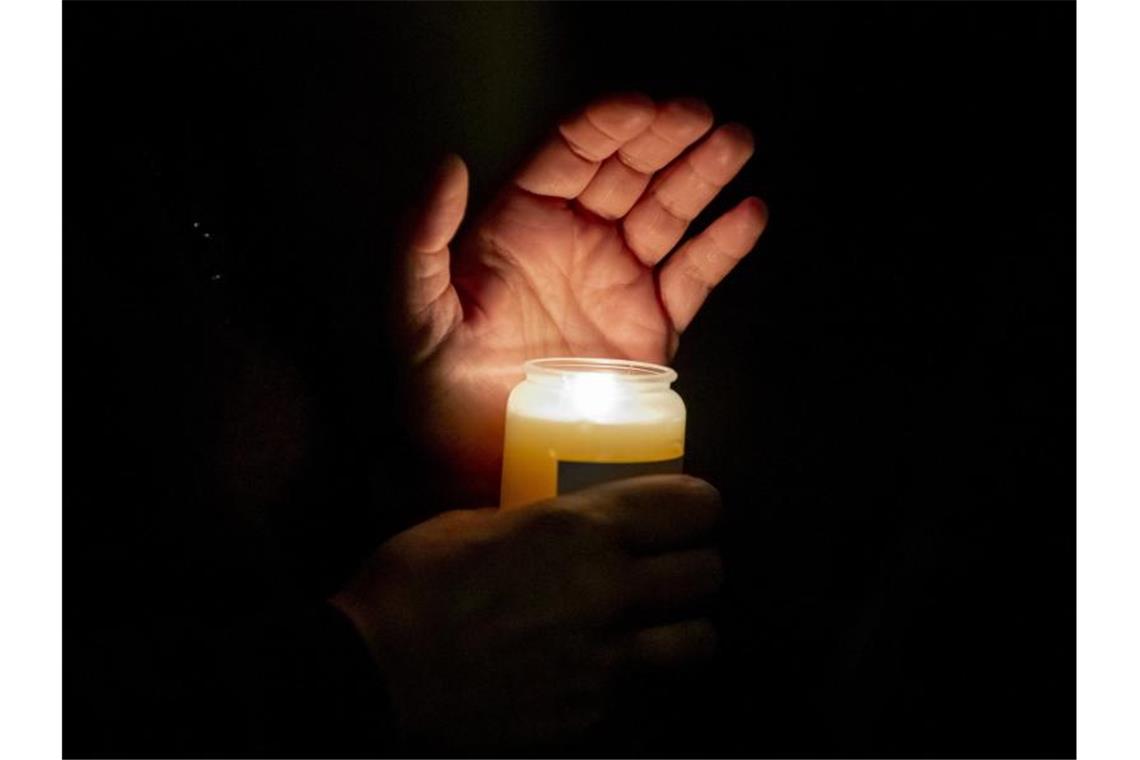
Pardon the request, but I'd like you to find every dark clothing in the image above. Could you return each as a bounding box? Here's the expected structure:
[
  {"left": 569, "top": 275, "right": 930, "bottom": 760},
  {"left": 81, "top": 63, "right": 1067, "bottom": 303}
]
[
  {"left": 68, "top": 10, "right": 406, "bottom": 754},
  {"left": 70, "top": 603, "right": 393, "bottom": 758},
  {"left": 66, "top": 112, "right": 398, "bottom": 758}
]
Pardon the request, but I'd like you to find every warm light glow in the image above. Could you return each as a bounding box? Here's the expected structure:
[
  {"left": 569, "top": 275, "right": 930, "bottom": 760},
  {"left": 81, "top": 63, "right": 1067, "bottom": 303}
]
[
  {"left": 500, "top": 358, "right": 687, "bottom": 508},
  {"left": 565, "top": 372, "right": 623, "bottom": 422}
]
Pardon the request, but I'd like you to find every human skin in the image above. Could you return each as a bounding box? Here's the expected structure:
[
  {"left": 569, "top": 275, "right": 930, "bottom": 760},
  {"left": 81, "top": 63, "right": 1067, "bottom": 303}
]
[
  {"left": 330, "top": 93, "right": 764, "bottom": 748},
  {"left": 332, "top": 474, "right": 725, "bottom": 749},
  {"left": 392, "top": 92, "right": 767, "bottom": 505}
]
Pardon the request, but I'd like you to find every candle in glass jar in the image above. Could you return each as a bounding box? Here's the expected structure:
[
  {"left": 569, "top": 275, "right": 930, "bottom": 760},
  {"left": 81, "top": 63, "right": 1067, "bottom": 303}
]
[{"left": 500, "top": 358, "right": 686, "bottom": 509}]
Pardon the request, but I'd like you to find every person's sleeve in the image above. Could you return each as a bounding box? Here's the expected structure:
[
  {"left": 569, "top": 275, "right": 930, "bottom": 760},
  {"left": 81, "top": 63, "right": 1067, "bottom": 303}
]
[
  {"left": 227, "top": 600, "right": 399, "bottom": 758},
  {"left": 67, "top": 600, "right": 398, "bottom": 758}
]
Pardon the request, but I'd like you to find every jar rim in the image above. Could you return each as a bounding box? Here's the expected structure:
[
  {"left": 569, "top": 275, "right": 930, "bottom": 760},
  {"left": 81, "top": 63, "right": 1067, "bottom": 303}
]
[{"left": 523, "top": 357, "right": 677, "bottom": 385}]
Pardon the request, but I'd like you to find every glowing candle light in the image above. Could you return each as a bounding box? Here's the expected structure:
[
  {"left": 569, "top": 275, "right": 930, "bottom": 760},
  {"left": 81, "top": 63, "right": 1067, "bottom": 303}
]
[{"left": 500, "top": 358, "right": 686, "bottom": 509}]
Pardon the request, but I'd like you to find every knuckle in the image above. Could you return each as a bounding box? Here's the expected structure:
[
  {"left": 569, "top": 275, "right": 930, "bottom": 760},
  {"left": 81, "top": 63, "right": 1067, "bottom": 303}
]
[
  {"left": 533, "top": 502, "right": 605, "bottom": 541},
  {"left": 682, "top": 261, "right": 718, "bottom": 292},
  {"left": 676, "top": 474, "right": 722, "bottom": 506},
  {"left": 616, "top": 148, "right": 657, "bottom": 175}
]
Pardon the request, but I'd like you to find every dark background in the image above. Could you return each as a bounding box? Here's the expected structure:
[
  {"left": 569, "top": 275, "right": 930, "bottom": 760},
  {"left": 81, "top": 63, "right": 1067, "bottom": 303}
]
[{"left": 67, "top": 2, "right": 1074, "bottom": 757}]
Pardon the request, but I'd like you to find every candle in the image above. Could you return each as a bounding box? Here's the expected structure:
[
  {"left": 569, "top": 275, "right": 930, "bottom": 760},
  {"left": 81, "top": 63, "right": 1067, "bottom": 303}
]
[{"left": 500, "top": 358, "right": 686, "bottom": 509}]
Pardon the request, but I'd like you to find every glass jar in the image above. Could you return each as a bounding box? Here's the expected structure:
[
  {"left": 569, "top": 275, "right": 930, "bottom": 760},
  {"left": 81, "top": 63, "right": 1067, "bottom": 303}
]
[{"left": 500, "top": 357, "right": 686, "bottom": 509}]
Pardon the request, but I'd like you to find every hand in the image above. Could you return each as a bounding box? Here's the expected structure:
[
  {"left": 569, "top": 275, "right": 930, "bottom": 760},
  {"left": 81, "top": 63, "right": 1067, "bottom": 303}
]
[
  {"left": 331, "top": 474, "right": 724, "bottom": 750},
  {"left": 393, "top": 93, "right": 767, "bottom": 504}
]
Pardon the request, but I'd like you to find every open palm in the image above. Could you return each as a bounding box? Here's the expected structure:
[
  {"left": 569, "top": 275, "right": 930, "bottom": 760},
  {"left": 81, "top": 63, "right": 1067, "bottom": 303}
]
[{"left": 396, "top": 93, "right": 767, "bottom": 505}]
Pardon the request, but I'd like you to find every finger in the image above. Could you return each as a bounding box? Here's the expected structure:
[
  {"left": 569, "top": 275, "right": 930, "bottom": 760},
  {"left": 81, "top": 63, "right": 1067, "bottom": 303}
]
[
  {"left": 629, "top": 548, "right": 725, "bottom": 616},
  {"left": 627, "top": 619, "right": 718, "bottom": 671},
  {"left": 399, "top": 154, "right": 468, "bottom": 354},
  {"left": 578, "top": 97, "right": 713, "bottom": 220},
  {"left": 575, "top": 474, "right": 721, "bottom": 553},
  {"left": 623, "top": 123, "right": 755, "bottom": 266},
  {"left": 659, "top": 196, "right": 768, "bottom": 333},
  {"left": 574, "top": 158, "right": 651, "bottom": 221},
  {"left": 618, "top": 97, "right": 715, "bottom": 174},
  {"left": 514, "top": 92, "right": 656, "bottom": 199}
]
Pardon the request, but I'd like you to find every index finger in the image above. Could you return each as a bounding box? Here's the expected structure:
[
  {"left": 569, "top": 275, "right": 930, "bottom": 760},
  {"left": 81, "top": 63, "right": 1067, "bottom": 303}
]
[{"left": 573, "top": 474, "right": 722, "bottom": 554}]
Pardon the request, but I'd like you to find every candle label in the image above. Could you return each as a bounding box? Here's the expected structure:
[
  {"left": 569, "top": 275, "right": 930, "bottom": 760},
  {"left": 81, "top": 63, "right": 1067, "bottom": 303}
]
[{"left": 557, "top": 457, "right": 684, "bottom": 495}]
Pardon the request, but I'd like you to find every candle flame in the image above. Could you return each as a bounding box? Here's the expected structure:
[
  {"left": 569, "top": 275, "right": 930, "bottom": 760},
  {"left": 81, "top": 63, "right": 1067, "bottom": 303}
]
[{"left": 565, "top": 372, "right": 623, "bottom": 422}]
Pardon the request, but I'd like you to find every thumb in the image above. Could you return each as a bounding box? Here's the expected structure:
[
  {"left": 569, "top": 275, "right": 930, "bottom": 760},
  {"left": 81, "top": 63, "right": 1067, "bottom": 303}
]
[
  {"left": 406, "top": 153, "right": 468, "bottom": 256},
  {"left": 397, "top": 154, "right": 468, "bottom": 356}
]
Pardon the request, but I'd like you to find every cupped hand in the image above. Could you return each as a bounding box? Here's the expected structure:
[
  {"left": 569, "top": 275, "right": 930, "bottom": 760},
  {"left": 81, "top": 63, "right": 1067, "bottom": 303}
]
[
  {"left": 394, "top": 93, "right": 767, "bottom": 504},
  {"left": 332, "top": 474, "right": 724, "bottom": 750}
]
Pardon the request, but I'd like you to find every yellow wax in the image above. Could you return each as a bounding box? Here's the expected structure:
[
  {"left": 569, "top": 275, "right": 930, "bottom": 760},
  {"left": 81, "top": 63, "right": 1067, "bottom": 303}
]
[{"left": 499, "top": 358, "right": 686, "bottom": 509}]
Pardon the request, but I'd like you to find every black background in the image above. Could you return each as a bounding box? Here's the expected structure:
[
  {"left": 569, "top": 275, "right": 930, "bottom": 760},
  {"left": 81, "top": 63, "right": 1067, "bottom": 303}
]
[{"left": 68, "top": 2, "right": 1074, "bottom": 757}]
